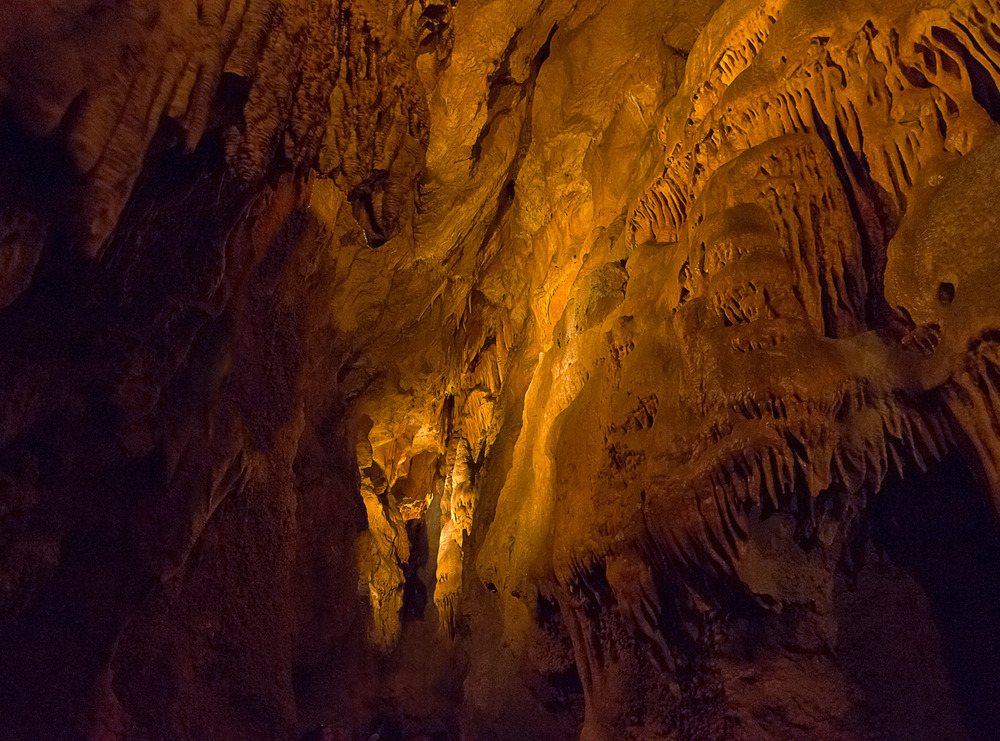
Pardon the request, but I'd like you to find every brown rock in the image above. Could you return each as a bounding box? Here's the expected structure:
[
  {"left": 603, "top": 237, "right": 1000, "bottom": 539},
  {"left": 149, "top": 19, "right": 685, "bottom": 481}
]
[{"left": 1, "top": 0, "right": 999, "bottom": 739}]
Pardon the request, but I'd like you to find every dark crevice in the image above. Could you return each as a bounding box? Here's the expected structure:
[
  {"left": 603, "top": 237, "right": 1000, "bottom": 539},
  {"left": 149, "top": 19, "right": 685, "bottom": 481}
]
[
  {"left": 932, "top": 27, "right": 1000, "bottom": 125},
  {"left": 811, "top": 200, "right": 841, "bottom": 338},
  {"left": 868, "top": 453, "right": 1000, "bottom": 740},
  {"left": 400, "top": 518, "right": 429, "bottom": 622},
  {"left": 348, "top": 169, "right": 391, "bottom": 247},
  {"left": 469, "top": 24, "right": 557, "bottom": 264},
  {"left": 810, "top": 97, "right": 895, "bottom": 329},
  {"left": 470, "top": 23, "right": 557, "bottom": 164},
  {"left": 469, "top": 29, "right": 523, "bottom": 163},
  {"left": 474, "top": 179, "right": 515, "bottom": 259}
]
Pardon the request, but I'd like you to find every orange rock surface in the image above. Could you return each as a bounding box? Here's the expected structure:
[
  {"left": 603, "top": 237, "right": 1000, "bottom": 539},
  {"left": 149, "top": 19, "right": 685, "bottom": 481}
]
[{"left": 0, "top": 1, "right": 999, "bottom": 739}]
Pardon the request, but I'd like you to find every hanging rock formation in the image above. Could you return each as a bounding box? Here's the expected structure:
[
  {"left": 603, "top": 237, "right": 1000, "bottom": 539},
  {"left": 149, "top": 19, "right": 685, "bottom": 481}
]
[{"left": 0, "top": 0, "right": 999, "bottom": 739}]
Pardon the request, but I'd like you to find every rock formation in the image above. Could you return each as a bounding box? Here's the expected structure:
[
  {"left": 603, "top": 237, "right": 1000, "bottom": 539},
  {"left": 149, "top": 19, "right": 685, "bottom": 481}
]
[{"left": 0, "top": 0, "right": 999, "bottom": 739}]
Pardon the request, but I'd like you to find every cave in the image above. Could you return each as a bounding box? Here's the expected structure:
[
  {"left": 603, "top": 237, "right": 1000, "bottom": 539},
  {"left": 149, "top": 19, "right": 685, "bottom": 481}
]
[
  {"left": 2, "top": 1, "right": 1000, "bottom": 739},
  {"left": 863, "top": 453, "right": 1000, "bottom": 741}
]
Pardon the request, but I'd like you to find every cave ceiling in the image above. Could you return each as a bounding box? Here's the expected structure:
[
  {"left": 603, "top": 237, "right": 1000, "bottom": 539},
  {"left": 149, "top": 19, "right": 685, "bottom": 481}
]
[{"left": 1, "top": 0, "right": 1000, "bottom": 739}]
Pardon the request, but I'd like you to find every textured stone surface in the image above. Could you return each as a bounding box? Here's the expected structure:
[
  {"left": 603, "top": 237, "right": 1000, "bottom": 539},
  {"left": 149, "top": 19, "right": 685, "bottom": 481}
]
[{"left": 0, "top": 0, "right": 999, "bottom": 739}]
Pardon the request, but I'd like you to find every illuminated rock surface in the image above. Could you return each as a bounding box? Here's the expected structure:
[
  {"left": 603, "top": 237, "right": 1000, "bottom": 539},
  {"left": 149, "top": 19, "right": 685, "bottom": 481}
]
[{"left": 0, "top": 0, "right": 999, "bottom": 739}]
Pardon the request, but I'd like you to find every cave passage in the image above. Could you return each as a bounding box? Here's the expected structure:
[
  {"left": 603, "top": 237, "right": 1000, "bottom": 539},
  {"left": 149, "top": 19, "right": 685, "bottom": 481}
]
[{"left": 869, "top": 453, "right": 1000, "bottom": 740}]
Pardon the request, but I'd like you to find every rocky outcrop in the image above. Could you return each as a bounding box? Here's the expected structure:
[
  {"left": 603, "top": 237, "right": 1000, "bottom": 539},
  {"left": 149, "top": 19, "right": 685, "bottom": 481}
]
[{"left": 1, "top": 0, "right": 999, "bottom": 739}]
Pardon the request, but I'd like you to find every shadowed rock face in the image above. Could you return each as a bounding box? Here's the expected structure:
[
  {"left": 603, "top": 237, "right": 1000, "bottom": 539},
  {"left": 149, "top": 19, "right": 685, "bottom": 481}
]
[{"left": 1, "top": 0, "right": 1000, "bottom": 739}]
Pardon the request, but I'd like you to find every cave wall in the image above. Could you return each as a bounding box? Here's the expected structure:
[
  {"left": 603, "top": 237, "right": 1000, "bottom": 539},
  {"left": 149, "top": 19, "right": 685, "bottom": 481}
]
[
  {"left": 0, "top": 2, "right": 427, "bottom": 738},
  {"left": 1, "top": 1, "right": 1000, "bottom": 740}
]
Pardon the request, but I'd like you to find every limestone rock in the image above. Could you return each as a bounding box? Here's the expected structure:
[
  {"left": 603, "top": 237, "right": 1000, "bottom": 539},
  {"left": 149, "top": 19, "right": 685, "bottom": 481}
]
[{"left": 1, "top": 0, "right": 1000, "bottom": 739}]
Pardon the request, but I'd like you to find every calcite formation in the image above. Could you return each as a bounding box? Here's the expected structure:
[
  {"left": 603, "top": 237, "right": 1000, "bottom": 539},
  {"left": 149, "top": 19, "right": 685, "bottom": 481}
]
[{"left": 0, "top": 0, "right": 999, "bottom": 739}]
